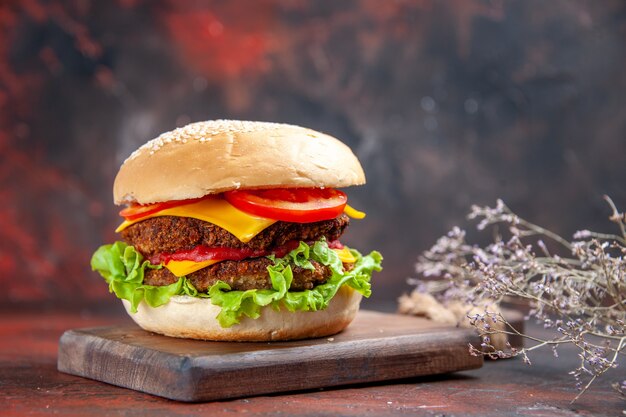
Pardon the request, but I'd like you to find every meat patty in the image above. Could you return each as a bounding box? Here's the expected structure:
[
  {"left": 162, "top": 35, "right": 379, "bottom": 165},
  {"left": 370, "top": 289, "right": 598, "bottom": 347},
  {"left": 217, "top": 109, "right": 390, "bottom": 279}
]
[
  {"left": 145, "top": 257, "right": 331, "bottom": 292},
  {"left": 121, "top": 214, "right": 349, "bottom": 257}
]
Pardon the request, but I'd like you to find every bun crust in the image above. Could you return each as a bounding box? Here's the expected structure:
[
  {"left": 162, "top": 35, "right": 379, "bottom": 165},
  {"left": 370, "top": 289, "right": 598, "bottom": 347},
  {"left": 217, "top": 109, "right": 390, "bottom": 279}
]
[
  {"left": 114, "top": 120, "right": 365, "bottom": 205},
  {"left": 122, "top": 286, "right": 362, "bottom": 341}
]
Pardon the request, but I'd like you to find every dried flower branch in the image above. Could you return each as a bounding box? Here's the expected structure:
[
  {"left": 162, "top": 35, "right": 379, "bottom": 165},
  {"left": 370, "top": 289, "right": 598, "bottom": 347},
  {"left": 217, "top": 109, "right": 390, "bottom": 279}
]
[{"left": 412, "top": 196, "right": 626, "bottom": 402}]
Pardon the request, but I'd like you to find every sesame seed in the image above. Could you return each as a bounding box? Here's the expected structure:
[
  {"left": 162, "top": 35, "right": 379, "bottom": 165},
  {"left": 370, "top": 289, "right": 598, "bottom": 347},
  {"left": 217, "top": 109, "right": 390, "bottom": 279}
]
[{"left": 123, "top": 119, "right": 304, "bottom": 162}]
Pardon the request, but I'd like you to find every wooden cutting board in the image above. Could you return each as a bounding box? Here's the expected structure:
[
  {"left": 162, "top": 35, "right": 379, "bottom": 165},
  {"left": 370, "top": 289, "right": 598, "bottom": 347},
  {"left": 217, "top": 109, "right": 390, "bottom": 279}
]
[{"left": 57, "top": 310, "right": 482, "bottom": 402}]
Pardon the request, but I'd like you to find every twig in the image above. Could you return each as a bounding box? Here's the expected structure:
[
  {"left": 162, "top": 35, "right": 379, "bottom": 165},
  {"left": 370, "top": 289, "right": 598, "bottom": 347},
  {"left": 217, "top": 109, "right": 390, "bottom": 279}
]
[{"left": 413, "top": 197, "right": 626, "bottom": 402}]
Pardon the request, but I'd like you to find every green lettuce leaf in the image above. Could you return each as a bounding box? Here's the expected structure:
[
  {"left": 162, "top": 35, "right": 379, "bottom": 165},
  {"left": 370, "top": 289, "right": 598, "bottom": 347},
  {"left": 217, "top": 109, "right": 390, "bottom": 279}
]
[
  {"left": 91, "top": 241, "right": 186, "bottom": 313},
  {"left": 91, "top": 240, "right": 383, "bottom": 328}
]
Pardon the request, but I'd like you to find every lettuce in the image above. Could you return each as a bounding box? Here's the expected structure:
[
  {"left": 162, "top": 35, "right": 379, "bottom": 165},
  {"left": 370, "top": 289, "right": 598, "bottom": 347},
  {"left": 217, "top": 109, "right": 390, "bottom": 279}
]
[
  {"left": 91, "top": 241, "right": 200, "bottom": 313},
  {"left": 91, "top": 240, "right": 383, "bottom": 328}
]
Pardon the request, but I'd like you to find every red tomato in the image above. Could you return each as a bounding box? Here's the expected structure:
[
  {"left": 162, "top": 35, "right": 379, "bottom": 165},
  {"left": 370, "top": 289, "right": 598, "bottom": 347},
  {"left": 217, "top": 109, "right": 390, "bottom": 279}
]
[
  {"left": 119, "top": 197, "right": 202, "bottom": 221},
  {"left": 224, "top": 188, "right": 347, "bottom": 223}
]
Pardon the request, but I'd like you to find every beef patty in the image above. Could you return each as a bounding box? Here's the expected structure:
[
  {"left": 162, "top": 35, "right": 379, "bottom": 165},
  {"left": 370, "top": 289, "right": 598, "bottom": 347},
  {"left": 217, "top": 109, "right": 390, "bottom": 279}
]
[
  {"left": 121, "top": 214, "right": 349, "bottom": 257},
  {"left": 144, "top": 257, "right": 331, "bottom": 292}
]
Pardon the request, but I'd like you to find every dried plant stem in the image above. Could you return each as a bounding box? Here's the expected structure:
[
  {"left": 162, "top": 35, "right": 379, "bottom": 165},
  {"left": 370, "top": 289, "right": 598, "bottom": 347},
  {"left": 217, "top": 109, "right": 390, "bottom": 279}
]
[
  {"left": 605, "top": 195, "right": 626, "bottom": 243},
  {"left": 414, "top": 197, "right": 626, "bottom": 402}
]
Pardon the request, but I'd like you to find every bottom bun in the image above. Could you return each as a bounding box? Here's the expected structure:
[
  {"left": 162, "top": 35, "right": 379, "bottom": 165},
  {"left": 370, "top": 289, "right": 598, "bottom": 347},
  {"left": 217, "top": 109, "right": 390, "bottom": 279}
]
[{"left": 122, "top": 285, "right": 362, "bottom": 341}]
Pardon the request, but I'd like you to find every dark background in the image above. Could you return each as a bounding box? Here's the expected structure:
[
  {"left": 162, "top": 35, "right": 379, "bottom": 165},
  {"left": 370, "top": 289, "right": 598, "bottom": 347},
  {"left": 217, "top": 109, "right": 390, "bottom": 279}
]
[{"left": 1, "top": 0, "right": 625, "bottom": 312}]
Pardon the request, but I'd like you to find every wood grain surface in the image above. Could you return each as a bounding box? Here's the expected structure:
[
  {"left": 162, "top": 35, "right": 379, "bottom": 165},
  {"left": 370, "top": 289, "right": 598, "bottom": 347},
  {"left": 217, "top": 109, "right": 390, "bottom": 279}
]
[{"left": 57, "top": 310, "right": 482, "bottom": 401}]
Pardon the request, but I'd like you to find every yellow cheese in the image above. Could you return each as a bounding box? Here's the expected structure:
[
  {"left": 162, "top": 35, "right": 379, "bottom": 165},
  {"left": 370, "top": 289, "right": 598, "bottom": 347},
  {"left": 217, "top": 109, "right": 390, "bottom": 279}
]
[
  {"left": 334, "top": 247, "right": 357, "bottom": 264},
  {"left": 164, "top": 259, "right": 221, "bottom": 277},
  {"left": 115, "top": 197, "right": 277, "bottom": 242},
  {"left": 344, "top": 204, "right": 366, "bottom": 219}
]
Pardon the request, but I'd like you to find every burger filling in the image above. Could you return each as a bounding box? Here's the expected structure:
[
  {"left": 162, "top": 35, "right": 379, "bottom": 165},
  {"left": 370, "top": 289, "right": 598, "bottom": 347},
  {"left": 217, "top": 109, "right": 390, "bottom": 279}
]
[
  {"left": 91, "top": 189, "right": 382, "bottom": 328},
  {"left": 121, "top": 215, "right": 350, "bottom": 291},
  {"left": 120, "top": 214, "right": 349, "bottom": 258}
]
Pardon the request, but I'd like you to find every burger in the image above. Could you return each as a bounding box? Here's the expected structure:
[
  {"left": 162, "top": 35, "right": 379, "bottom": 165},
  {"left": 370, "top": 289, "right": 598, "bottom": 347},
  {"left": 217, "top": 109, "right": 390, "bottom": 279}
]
[{"left": 91, "top": 120, "right": 382, "bottom": 341}]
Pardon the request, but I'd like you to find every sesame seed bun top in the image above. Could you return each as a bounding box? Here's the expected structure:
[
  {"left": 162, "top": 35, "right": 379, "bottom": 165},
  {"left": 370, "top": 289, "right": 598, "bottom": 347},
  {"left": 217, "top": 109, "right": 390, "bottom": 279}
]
[{"left": 113, "top": 120, "right": 366, "bottom": 205}]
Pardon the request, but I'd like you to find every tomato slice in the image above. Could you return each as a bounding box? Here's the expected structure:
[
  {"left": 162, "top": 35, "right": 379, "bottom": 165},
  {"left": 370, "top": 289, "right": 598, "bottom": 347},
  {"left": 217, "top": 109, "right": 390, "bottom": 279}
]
[
  {"left": 224, "top": 188, "right": 347, "bottom": 223},
  {"left": 119, "top": 197, "right": 203, "bottom": 221}
]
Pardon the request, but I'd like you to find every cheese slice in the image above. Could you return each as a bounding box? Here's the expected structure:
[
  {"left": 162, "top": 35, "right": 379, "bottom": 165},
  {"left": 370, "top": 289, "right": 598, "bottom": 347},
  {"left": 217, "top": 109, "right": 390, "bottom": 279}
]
[
  {"left": 344, "top": 204, "right": 366, "bottom": 219},
  {"left": 115, "top": 197, "right": 277, "bottom": 242},
  {"left": 334, "top": 247, "right": 357, "bottom": 264},
  {"left": 164, "top": 259, "right": 221, "bottom": 277}
]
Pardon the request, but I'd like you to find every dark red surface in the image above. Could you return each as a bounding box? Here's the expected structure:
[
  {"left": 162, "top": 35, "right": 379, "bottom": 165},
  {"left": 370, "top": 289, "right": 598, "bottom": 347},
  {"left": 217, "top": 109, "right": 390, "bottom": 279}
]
[
  {"left": 1, "top": 1, "right": 625, "bottom": 312},
  {"left": 2, "top": 311, "right": 623, "bottom": 416}
]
